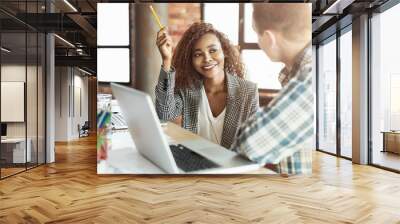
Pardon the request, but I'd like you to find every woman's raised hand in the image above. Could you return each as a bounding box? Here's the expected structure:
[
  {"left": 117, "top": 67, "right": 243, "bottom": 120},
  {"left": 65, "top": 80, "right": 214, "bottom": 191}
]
[{"left": 156, "top": 27, "right": 173, "bottom": 71}]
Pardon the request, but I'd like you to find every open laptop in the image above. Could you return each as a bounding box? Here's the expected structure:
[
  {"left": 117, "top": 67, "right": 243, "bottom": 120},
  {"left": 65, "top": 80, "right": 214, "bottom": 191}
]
[{"left": 110, "top": 83, "right": 262, "bottom": 174}]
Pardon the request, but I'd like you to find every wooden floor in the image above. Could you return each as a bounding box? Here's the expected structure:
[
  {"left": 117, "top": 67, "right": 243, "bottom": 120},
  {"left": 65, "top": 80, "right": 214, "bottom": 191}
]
[
  {"left": 1, "top": 163, "right": 45, "bottom": 178},
  {"left": 1, "top": 136, "right": 400, "bottom": 223},
  {"left": 1, "top": 167, "right": 26, "bottom": 178}
]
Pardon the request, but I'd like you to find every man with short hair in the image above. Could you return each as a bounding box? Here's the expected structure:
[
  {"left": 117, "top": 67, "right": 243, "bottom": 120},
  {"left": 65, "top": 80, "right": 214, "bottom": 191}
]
[{"left": 231, "top": 3, "right": 313, "bottom": 175}]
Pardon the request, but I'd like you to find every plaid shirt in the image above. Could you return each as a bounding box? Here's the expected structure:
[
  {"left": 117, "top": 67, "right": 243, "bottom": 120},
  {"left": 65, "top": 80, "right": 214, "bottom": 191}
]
[{"left": 231, "top": 44, "right": 313, "bottom": 175}]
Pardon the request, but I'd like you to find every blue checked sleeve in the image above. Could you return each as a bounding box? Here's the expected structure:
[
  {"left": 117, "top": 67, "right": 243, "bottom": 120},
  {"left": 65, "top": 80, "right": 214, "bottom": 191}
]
[{"left": 231, "top": 71, "right": 314, "bottom": 166}]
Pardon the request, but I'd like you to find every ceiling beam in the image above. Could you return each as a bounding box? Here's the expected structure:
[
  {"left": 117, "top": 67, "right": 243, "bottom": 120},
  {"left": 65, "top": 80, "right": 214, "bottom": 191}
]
[
  {"left": 67, "top": 13, "right": 97, "bottom": 46},
  {"left": 312, "top": 15, "right": 335, "bottom": 33},
  {"left": 322, "top": 0, "right": 356, "bottom": 14},
  {"left": 55, "top": 55, "right": 96, "bottom": 69}
]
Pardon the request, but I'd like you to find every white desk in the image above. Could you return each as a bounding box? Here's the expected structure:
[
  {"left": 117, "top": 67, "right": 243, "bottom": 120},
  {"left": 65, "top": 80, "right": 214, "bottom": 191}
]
[
  {"left": 1, "top": 138, "right": 31, "bottom": 163},
  {"left": 97, "top": 123, "right": 273, "bottom": 174}
]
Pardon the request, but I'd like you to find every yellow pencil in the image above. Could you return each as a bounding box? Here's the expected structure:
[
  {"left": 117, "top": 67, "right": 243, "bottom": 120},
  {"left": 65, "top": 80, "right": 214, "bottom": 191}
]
[{"left": 149, "top": 5, "right": 164, "bottom": 29}]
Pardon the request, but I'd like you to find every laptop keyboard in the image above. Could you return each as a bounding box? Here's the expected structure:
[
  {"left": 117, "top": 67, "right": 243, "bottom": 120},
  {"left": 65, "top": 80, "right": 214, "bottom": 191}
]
[{"left": 169, "top": 144, "right": 219, "bottom": 172}]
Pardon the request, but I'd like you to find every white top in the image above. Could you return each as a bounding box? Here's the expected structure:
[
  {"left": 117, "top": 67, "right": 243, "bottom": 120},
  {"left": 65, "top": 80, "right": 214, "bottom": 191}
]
[{"left": 198, "top": 87, "right": 226, "bottom": 145}]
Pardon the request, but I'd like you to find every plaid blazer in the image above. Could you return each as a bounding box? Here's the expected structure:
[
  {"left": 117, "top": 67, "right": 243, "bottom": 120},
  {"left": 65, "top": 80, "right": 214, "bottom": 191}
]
[
  {"left": 231, "top": 44, "right": 313, "bottom": 175},
  {"left": 155, "top": 68, "right": 259, "bottom": 149}
]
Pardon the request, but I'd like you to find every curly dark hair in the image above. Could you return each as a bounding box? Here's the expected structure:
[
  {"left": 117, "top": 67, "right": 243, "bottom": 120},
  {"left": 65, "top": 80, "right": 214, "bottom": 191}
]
[{"left": 172, "top": 22, "right": 245, "bottom": 89}]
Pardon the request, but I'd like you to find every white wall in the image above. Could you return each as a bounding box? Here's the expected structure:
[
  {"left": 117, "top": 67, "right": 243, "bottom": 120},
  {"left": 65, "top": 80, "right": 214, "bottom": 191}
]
[
  {"left": 55, "top": 67, "right": 89, "bottom": 141},
  {"left": 55, "top": 66, "right": 69, "bottom": 141},
  {"left": 72, "top": 73, "right": 89, "bottom": 138},
  {"left": 1, "top": 64, "right": 27, "bottom": 156},
  {"left": 1, "top": 63, "right": 46, "bottom": 164},
  {"left": 1, "top": 65, "right": 39, "bottom": 138}
]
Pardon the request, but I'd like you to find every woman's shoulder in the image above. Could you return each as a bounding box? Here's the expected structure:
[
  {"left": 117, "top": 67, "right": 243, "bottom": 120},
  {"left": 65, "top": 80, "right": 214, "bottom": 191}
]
[
  {"left": 228, "top": 74, "right": 257, "bottom": 91},
  {"left": 176, "top": 84, "right": 202, "bottom": 98}
]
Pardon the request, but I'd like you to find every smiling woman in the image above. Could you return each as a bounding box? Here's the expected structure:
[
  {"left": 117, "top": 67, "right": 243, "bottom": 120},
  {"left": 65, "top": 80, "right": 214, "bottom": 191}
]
[
  {"left": 154, "top": 22, "right": 259, "bottom": 149},
  {"left": 191, "top": 34, "right": 225, "bottom": 80}
]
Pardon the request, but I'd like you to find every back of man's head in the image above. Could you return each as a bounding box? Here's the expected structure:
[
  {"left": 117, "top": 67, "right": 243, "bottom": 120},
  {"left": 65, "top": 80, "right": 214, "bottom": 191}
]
[{"left": 253, "top": 3, "right": 311, "bottom": 42}]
